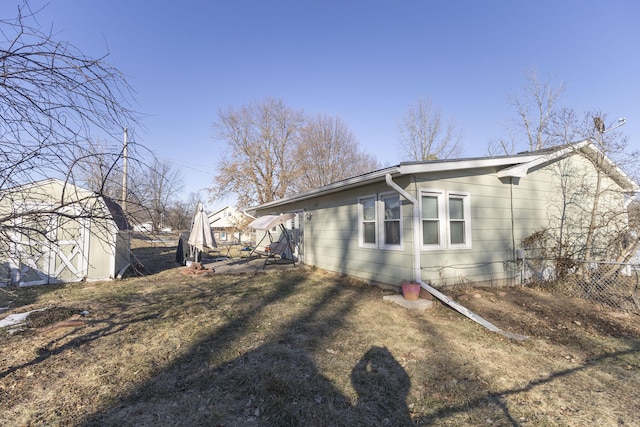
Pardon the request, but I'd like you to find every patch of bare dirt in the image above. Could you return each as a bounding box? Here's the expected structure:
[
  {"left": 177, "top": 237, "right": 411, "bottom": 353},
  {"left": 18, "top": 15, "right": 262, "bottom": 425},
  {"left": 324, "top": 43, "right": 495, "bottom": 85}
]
[{"left": 448, "top": 286, "right": 640, "bottom": 343}]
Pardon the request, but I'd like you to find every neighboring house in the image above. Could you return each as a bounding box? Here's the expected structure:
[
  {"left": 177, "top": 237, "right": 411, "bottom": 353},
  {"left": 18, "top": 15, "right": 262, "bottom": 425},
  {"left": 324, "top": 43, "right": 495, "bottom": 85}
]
[
  {"left": 250, "top": 142, "right": 638, "bottom": 288},
  {"left": 208, "top": 206, "right": 252, "bottom": 244},
  {"left": 133, "top": 222, "right": 153, "bottom": 233},
  {"left": 0, "top": 178, "right": 131, "bottom": 286}
]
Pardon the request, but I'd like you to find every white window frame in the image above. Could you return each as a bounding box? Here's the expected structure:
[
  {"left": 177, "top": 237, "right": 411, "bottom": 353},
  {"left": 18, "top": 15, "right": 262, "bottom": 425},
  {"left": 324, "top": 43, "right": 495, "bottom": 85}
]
[
  {"left": 447, "top": 191, "right": 472, "bottom": 249},
  {"left": 358, "top": 195, "right": 377, "bottom": 249},
  {"left": 419, "top": 189, "right": 472, "bottom": 250},
  {"left": 420, "top": 190, "right": 447, "bottom": 250},
  {"left": 378, "top": 191, "right": 403, "bottom": 251}
]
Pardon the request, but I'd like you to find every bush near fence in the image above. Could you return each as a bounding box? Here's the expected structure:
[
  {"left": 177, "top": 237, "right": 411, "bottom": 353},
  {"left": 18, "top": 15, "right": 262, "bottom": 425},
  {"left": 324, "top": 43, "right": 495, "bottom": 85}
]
[{"left": 522, "top": 258, "right": 640, "bottom": 313}]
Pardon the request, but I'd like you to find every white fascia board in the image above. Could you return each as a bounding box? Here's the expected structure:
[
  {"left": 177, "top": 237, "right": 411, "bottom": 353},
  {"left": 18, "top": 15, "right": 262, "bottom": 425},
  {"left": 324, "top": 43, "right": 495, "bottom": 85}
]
[
  {"left": 252, "top": 142, "right": 637, "bottom": 212},
  {"left": 253, "top": 154, "right": 548, "bottom": 211},
  {"left": 579, "top": 143, "right": 640, "bottom": 192},
  {"left": 401, "top": 155, "right": 543, "bottom": 176},
  {"left": 251, "top": 166, "right": 401, "bottom": 211},
  {"left": 497, "top": 162, "right": 536, "bottom": 179},
  {"left": 495, "top": 141, "right": 639, "bottom": 192},
  {"left": 497, "top": 141, "right": 590, "bottom": 179}
]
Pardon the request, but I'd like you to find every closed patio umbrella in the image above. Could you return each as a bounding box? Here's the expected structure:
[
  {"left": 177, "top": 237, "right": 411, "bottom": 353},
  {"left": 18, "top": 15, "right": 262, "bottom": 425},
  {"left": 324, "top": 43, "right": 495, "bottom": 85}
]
[{"left": 188, "top": 202, "right": 216, "bottom": 261}]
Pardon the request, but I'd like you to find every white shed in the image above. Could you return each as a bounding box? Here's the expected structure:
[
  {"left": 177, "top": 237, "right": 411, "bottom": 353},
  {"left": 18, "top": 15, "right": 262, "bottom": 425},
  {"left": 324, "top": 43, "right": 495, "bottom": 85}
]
[{"left": 0, "top": 178, "right": 131, "bottom": 286}]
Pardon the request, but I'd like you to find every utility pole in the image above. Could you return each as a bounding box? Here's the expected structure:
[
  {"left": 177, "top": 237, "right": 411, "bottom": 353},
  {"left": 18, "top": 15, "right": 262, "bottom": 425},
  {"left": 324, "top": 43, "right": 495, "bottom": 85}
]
[{"left": 122, "top": 128, "right": 128, "bottom": 213}]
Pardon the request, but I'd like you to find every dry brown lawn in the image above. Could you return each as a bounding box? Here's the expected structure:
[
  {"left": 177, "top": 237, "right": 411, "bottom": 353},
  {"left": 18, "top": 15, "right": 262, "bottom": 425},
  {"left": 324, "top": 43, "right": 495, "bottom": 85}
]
[{"left": 1, "top": 238, "right": 639, "bottom": 426}]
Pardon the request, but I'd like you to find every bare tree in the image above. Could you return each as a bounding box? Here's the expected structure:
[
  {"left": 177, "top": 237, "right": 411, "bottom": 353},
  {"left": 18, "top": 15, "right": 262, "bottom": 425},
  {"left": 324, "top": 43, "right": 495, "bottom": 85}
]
[
  {"left": 0, "top": 3, "right": 138, "bottom": 189},
  {"left": 579, "top": 112, "right": 639, "bottom": 264},
  {"left": 0, "top": 2, "right": 139, "bottom": 278},
  {"left": 494, "top": 70, "right": 639, "bottom": 271},
  {"left": 210, "top": 98, "right": 304, "bottom": 208},
  {"left": 513, "top": 69, "right": 566, "bottom": 152},
  {"left": 165, "top": 192, "right": 200, "bottom": 231},
  {"left": 525, "top": 113, "right": 639, "bottom": 270},
  {"left": 489, "top": 69, "right": 566, "bottom": 155},
  {"left": 75, "top": 137, "right": 124, "bottom": 199},
  {"left": 131, "top": 159, "right": 183, "bottom": 232},
  {"left": 397, "top": 97, "right": 463, "bottom": 161},
  {"left": 292, "top": 114, "right": 379, "bottom": 193}
]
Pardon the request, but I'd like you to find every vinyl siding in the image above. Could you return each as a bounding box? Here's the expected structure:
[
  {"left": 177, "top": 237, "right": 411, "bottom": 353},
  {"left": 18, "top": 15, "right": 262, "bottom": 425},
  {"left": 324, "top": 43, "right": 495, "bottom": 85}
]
[
  {"left": 300, "top": 181, "right": 414, "bottom": 286},
  {"left": 255, "top": 153, "right": 631, "bottom": 288},
  {"left": 413, "top": 168, "right": 515, "bottom": 286},
  {"left": 512, "top": 155, "right": 628, "bottom": 259}
]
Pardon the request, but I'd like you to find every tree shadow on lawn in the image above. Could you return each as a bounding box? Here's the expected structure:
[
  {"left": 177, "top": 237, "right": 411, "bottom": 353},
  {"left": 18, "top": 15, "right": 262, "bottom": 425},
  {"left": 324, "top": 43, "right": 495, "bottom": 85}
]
[
  {"left": 412, "top": 343, "right": 640, "bottom": 426},
  {"left": 0, "top": 282, "right": 66, "bottom": 312},
  {"left": 72, "top": 268, "right": 640, "bottom": 426},
  {"left": 0, "top": 310, "right": 159, "bottom": 381},
  {"left": 79, "top": 273, "right": 415, "bottom": 427},
  {"left": 5, "top": 265, "right": 639, "bottom": 425}
]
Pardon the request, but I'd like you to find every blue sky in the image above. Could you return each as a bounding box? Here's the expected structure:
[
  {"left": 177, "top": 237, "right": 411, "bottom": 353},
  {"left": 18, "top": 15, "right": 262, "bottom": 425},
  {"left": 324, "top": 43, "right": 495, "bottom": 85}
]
[{"left": 4, "top": 1, "right": 640, "bottom": 209}]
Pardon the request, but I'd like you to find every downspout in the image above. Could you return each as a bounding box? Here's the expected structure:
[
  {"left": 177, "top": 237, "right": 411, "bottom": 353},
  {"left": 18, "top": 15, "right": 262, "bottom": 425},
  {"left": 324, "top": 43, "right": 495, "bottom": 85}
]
[
  {"left": 385, "top": 174, "right": 526, "bottom": 341},
  {"left": 242, "top": 210, "right": 256, "bottom": 220},
  {"left": 384, "top": 174, "right": 421, "bottom": 282},
  {"left": 510, "top": 177, "right": 520, "bottom": 285}
]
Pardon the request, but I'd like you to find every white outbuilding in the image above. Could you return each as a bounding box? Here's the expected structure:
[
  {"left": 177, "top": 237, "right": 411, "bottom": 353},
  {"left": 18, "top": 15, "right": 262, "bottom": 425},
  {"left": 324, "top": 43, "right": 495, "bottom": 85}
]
[{"left": 1, "top": 178, "right": 131, "bottom": 286}]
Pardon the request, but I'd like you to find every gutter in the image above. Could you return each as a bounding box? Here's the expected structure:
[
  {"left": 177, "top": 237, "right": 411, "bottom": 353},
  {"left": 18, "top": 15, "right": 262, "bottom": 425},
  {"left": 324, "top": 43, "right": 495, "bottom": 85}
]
[
  {"left": 253, "top": 166, "right": 401, "bottom": 211},
  {"left": 385, "top": 174, "right": 527, "bottom": 341},
  {"left": 242, "top": 210, "right": 256, "bottom": 220}
]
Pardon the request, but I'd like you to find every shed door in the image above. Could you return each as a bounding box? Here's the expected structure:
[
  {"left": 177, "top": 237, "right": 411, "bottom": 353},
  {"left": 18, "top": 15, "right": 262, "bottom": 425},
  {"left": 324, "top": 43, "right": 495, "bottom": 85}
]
[
  {"left": 12, "top": 208, "right": 89, "bottom": 285},
  {"left": 50, "top": 215, "right": 90, "bottom": 282},
  {"left": 12, "top": 212, "right": 56, "bottom": 286}
]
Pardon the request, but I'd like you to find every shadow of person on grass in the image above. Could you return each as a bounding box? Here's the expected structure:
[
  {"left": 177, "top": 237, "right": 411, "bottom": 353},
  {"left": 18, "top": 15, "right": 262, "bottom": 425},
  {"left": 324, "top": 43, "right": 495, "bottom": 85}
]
[
  {"left": 77, "top": 273, "right": 415, "bottom": 426},
  {"left": 351, "top": 346, "right": 413, "bottom": 426}
]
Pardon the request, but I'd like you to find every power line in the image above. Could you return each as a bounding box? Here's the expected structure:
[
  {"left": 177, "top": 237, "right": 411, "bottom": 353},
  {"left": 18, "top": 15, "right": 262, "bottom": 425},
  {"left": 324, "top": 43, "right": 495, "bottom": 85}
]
[{"left": 157, "top": 156, "right": 217, "bottom": 177}]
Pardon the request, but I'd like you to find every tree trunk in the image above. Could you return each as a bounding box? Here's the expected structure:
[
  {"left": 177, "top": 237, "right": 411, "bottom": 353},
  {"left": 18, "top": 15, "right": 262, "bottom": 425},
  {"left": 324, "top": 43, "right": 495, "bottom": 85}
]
[{"left": 583, "top": 169, "right": 602, "bottom": 263}]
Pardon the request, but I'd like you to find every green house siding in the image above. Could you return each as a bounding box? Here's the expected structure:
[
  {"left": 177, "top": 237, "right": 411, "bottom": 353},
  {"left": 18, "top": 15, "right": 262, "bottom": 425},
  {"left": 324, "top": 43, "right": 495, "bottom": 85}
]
[
  {"left": 295, "top": 182, "right": 414, "bottom": 286},
  {"left": 254, "top": 147, "right": 634, "bottom": 288},
  {"left": 412, "top": 168, "right": 517, "bottom": 286},
  {"left": 511, "top": 155, "right": 629, "bottom": 260}
]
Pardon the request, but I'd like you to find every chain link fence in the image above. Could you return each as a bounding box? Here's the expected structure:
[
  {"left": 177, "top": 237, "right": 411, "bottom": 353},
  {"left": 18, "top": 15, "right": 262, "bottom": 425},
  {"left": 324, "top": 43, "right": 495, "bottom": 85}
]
[{"left": 521, "top": 258, "right": 640, "bottom": 313}]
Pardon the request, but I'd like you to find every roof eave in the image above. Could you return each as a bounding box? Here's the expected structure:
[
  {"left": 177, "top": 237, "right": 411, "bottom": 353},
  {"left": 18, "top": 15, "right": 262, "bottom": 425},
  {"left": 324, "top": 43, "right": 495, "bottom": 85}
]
[
  {"left": 250, "top": 142, "right": 639, "bottom": 211},
  {"left": 401, "top": 154, "right": 543, "bottom": 176},
  {"left": 251, "top": 152, "right": 560, "bottom": 212},
  {"left": 251, "top": 165, "right": 401, "bottom": 211},
  {"left": 497, "top": 141, "right": 591, "bottom": 179}
]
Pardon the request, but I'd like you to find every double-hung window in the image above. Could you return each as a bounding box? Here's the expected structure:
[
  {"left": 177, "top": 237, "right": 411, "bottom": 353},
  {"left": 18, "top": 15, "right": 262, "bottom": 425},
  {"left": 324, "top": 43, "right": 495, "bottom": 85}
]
[
  {"left": 358, "top": 193, "right": 403, "bottom": 250},
  {"left": 358, "top": 195, "right": 377, "bottom": 248},
  {"left": 448, "top": 194, "right": 469, "bottom": 247},
  {"left": 421, "top": 191, "right": 446, "bottom": 249},
  {"left": 380, "top": 193, "right": 402, "bottom": 249},
  {"left": 420, "top": 190, "right": 471, "bottom": 249}
]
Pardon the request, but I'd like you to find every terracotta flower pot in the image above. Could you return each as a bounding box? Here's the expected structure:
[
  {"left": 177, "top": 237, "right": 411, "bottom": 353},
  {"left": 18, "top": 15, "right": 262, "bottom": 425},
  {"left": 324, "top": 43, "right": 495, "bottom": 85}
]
[{"left": 401, "top": 281, "right": 421, "bottom": 301}]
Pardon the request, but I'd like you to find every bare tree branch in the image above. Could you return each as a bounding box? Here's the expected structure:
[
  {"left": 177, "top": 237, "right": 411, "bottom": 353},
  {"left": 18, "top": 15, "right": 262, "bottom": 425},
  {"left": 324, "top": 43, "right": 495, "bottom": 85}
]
[
  {"left": 490, "top": 69, "right": 567, "bottom": 156},
  {"left": 0, "top": 2, "right": 142, "bottom": 279},
  {"left": 397, "top": 97, "right": 463, "bottom": 161},
  {"left": 292, "top": 114, "right": 379, "bottom": 193},
  {"left": 0, "top": 2, "right": 139, "bottom": 191},
  {"left": 210, "top": 98, "right": 304, "bottom": 208}
]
